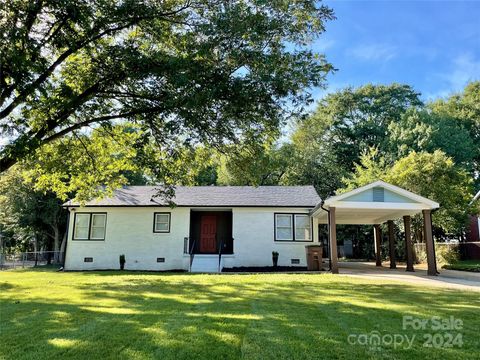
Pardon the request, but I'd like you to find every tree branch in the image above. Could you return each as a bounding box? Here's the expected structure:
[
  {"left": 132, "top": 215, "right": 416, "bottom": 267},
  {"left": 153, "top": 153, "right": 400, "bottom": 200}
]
[
  {"left": 41, "top": 107, "right": 164, "bottom": 144},
  {"left": 1, "top": 13, "right": 167, "bottom": 116},
  {"left": 73, "top": 131, "right": 97, "bottom": 169},
  {"left": 0, "top": 0, "right": 194, "bottom": 115},
  {"left": 22, "top": 0, "right": 44, "bottom": 51},
  {"left": 0, "top": 107, "right": 163, "bottom": 173},
  {"left": 0, "top": 49, "right": 74, "bottom": 116}
]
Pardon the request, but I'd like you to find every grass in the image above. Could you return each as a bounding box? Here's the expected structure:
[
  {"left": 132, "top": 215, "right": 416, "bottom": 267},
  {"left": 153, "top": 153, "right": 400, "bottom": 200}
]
[
  {"left": 0, "top": 269, "right": 479, "bottom": 360},
  {"left": 443, "top": 260, "right": 480, "bottom": 272}
]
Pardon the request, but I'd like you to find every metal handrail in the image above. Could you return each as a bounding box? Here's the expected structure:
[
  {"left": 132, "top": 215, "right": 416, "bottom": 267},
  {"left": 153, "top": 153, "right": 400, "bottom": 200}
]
[
  {"left": 188, "top": 237, "right": 233, "bottom": 273},
  {"left": 189, "top": 238, "right": 196, "bottom": 272},
  {"left": 218, "top": 237, "right": 224, "bottom": 273}
]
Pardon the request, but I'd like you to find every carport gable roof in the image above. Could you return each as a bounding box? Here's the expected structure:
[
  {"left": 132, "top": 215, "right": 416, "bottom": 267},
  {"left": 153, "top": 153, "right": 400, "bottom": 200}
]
[{"left": 311, "top": 181, "right": 440, "bottom": 224}]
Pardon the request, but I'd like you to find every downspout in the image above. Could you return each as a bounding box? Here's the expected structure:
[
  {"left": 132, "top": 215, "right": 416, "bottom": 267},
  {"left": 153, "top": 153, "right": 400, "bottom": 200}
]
[
  {"left": 320, "top": 200, "right": 331, "bottom": 271},
  {"left": 62, "top": 209, "right": 71, "bottom": 270}
]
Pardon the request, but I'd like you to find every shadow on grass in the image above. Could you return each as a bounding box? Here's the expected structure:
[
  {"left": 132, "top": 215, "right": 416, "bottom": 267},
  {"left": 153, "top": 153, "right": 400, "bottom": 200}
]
[{"left": 1, "top": 271, "right": 479, "bottom": 360}]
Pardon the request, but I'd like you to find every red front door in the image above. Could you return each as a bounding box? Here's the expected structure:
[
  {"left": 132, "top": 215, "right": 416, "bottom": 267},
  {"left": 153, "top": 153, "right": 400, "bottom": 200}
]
[{"left": 200, "top": 215, "right": 217, "bottom": 253}]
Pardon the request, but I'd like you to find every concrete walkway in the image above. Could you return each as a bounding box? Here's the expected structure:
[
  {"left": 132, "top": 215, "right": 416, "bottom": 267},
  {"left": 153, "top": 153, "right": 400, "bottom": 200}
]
[{"left": 338, "top": 261, "right": 480, "bottom": 292}]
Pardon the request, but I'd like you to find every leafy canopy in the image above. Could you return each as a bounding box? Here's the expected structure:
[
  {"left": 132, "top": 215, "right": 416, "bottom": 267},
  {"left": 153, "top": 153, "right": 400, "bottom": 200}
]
[
  {"left": 388, "top": 109, "right": 474, "bottom": 167},
  {"left": 0, "top": 167, "right": 67, "bottom": 251},
  {"left": 0, "top": 0, "right": 335, "bottom": 176}
]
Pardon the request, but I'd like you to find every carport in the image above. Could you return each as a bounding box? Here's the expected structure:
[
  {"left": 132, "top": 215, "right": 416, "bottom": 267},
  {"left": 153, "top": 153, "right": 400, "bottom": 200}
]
[{"left": 311, "top": 181, "right": 440, "bottom": 276}]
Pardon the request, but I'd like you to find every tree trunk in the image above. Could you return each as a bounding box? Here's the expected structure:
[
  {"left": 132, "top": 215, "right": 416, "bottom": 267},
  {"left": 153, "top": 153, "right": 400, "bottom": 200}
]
[
  {"left": 34, "top": 235, "right": 38, "bottom": 266},
  {"left": 53, "top": 226, "right": 60, "bottom": 263},
  {"left": 59, "top": 231, "right": 67, "bottom": 264},
  {"left": 0, "top": 233, "right": 3, "bottom": 269}
]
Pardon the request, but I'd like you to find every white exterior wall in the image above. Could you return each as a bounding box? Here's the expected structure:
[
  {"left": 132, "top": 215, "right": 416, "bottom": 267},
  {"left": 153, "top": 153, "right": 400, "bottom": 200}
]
[
  {"left": 65, "top": 207, "right": 190, "bottom": 271},
  {"left": 225, "top": 207, "right": 318, "bottom": 268},
  {"left": 65, "top": 206, "right": 319, "bottom": 271}
]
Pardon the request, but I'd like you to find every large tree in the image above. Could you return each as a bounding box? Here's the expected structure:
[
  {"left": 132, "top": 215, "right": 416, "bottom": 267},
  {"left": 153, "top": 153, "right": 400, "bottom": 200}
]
[
  {"left": 297, "top": 84, "right": 422, "bottom": 170},
  {"left": 282, "top": 116, "right": 347, "bottom": 198},
  {"left": 287, "top": 83, "right": 422, "bottom": 197},
  {"left": 24, "top": 124, "right": 146, "bottom": 201},
  {"left": 388, "top": 109, "right": 475, "bottom": 168},
  {"left": 429, "top": 81, "right": 480, "bottom": 187},
  {"left": 0, "top": 0, "right": 334, "bottom": 175},
  {"left": 217, "top": 141, "right": 294, "bottom": 186},
  {"left": 0, "top": 168, "right": 67, "bottom": 254}
]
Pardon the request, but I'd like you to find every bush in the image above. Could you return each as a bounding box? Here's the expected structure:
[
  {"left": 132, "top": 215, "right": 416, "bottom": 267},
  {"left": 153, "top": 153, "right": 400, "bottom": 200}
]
[
  {"left": 414, "top": 249, "right": 427, "bottom": 264},
  {"left": 436, "top": 245, "right": 459, "bottom": 265},
  {"left": 443, "top": 260, "right": 480, "bottom": 272}
]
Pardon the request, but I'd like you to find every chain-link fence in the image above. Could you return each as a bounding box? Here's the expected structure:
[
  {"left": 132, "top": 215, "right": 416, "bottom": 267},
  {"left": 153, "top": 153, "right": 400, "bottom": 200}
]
[{"left": 0, "top": 251, "right": 64, "bottom": 270}]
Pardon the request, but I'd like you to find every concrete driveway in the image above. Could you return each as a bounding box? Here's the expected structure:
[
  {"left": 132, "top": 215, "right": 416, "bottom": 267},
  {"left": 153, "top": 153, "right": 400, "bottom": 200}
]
[{"left": 338, "top": 261, "right": 480, "bottom": 291}]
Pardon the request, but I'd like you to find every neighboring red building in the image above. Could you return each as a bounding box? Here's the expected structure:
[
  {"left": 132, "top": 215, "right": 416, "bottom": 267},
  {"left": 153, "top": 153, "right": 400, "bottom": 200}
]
[
  {"left": 464, "top": 190, "right": 480, "bottom": 259},
  {"left": 466, "top": 215, "right": 479, "bottom": 243}
]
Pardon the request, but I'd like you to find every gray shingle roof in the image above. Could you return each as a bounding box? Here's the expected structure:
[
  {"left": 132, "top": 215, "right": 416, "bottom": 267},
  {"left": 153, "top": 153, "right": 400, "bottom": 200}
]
[{"left": 65, "top": 186, "right": 321, "bottom": 208}]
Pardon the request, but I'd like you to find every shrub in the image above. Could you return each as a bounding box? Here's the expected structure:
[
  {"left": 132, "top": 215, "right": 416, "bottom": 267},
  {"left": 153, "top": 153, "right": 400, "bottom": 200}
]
[{"left": 436, "top": 245, "right": 459, "bottom": 265}]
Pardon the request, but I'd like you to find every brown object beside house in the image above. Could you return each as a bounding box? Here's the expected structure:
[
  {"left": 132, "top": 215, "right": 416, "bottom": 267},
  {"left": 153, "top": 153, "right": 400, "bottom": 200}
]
[{"left": 305, "top": 245, "right": 323, "bottom": 271}]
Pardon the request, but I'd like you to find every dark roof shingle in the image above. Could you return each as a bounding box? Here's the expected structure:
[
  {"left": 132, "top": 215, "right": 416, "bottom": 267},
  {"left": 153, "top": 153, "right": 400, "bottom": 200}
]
[{"left": 65, "top": 186, "right": 321, "bottom": 207}]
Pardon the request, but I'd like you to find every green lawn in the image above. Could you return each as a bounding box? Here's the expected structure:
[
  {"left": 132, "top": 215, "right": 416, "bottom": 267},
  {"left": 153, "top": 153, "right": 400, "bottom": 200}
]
[
  {"left": 0, "top": 269, "right": 478, "bottom": 360},
  {"left": 443, "top": 260, "right": 480, "bottom": 272}
]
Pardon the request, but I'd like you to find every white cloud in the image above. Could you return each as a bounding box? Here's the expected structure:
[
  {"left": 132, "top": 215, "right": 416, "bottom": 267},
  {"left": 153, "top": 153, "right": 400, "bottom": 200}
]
[
  {"left": 427, "top": 53, "right": 480, "bottom": 100},
  {"left": 444, "top": 53, "right": 480, "bottom": 91},
  {"left": 348, "top": 43, "right": 398, "bottom": 62},
  {"left": 315, "top": 39, "right": 336, "bottom": 52}
]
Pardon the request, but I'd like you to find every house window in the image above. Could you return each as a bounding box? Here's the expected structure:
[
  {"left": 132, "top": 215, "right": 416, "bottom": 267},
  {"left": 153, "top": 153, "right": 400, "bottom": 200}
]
[
  {"left": 275, "top": 214, "right": 293, "bottom": 240},
  {"left": 91, "top": 214, "right": 107, "bottom": 239},
  {"left": 295, "top": 214, "right": 311, "bottom": 241},
  {"left": 275, "top": 213, "right": 311, "bottom": 242},
  {"left": 73, "top": 213, "right": 107, "bottom": 240},
  {"left": 154, "top": 213, "right": 171, "bottom": 233}
]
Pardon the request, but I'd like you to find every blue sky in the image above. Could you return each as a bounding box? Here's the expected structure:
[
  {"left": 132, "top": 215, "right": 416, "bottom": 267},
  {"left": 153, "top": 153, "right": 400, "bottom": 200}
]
[{"left": 312, "top": 0, "right": 480, "bottom": 101}]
